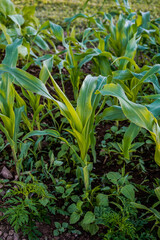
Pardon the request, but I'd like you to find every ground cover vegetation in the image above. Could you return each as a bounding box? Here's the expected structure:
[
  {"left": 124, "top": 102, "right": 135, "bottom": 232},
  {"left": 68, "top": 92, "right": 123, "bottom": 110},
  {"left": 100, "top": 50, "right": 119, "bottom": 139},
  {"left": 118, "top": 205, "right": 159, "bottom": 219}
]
[{"left": 0, "top": 0, "right": 160, "bottom": 239}]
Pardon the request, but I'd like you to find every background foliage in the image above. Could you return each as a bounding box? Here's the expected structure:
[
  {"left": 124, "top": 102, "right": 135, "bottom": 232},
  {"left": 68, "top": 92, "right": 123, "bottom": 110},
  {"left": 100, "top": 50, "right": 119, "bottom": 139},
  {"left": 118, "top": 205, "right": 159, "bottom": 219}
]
[{"left": 13, "top": 0, "right": 160, "bottom": 25}]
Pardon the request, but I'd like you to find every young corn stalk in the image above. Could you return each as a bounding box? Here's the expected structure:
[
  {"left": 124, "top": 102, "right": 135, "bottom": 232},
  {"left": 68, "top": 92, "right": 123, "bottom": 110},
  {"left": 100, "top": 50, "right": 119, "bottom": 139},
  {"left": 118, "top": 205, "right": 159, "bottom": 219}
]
[
  {"left": 2, "top": 51, "right": 160, "bottom": 187},
  {"left": 0, "top": 57, "right": 106, "bottom": 190},
  {"left": 0, "top": 39, "right": 24, "bottom": 176},
  {"left": 27, "top": 72, "right": 107, "bottom": 191},
  {"left": 18, "top": 56, "right": 54, "bottom": 152},
  {"left": 98, "top": 79, "right": 160, "bottom": 167}
]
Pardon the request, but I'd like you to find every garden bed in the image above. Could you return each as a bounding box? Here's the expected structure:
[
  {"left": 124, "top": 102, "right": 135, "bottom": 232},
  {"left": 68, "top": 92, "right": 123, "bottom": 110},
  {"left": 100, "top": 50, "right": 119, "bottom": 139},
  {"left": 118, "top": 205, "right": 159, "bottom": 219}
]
[{"left": 0, "top": 0, "right": 160, "bottom": 239}]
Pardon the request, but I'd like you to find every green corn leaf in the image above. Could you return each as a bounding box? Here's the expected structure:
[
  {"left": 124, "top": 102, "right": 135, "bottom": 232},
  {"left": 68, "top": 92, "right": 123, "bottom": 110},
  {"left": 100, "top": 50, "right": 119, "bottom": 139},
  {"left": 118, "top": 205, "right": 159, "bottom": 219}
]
[
  {"left": 79, "top": 49, "right": 112, "bottom": 70},
  {"left": 47, "top": 70, "right": 83, "bottom": 132},
  {"left": 123, "top": 0, "right": 131, "bottom": 12},
  {"left": 25, "top": 26, "right": 37, "bottom": 35},
  {"left": 113, "top": 68, "right": 160, "bottom": 96},
  {"left": 122, "top": 123, "right": 140, "bottom": 159},
  {"left": 135, "top": 64, "right": 160, "bottom": 88},
  {"left": 99, "top": 83, "right": 160, "bottom": 166},
  {"left": 0, "top": 73, "right": 15, "bottom": 114},
  {"left": 0, "top": 39, "right": 23, "bottom": 145},
  {"left": 96, "top": 105, "right": 126, "bottom": 123},
  {"left": 34, "top": 35, "right": 49, "bottom": 50},
  {"left": 8, "top": 14, "right": 24, "bottom": 27},
  {"left": 32, "top": 104, "right": 44, "bottom": 129},
  {"left": 83, "top": 166, "right": 90, "bottom": 191},
  {"left": 0, "top": 0, "right": 15, "bottom": 17},
  {"left": 15, "top": 90, "right": 27, "bottom": 113},
  {"left": 13, "top": 107, "right": 24, "bottom": 144},
  {"left": 25, "top": 91, "right": 40, "bottom": 111},
  {"left": 65, "top": 13, "right": 91, "bottom": 24},
  {"left": 0, "top": 122, "right": 15, "bottom": 148},
  {"left": 119, "top": 34, "right": 138, "bottom": 69},
  {"left": 22, "top": 129, "right": 60, "bottom": 141},
  {"left": 0, "top": 23, "right": 12, "bottom": 44},
  {"left": 146, "top": 100, "right": 160, "bottom": 117},
  {"left": 112, "top": 56, "right": 140, "bottom": 71},
  {"left": 144, "top": 75, "right": 160, "bottom": 94},
  {"left": 99, "top": 83, "right": 155, "bottom": 131},
  {"left": 19, "top": 141, "right": 32, "bottom": 160},
  {"left": 3, "top": 39, "right": 23, "bottom": 67},
  {"left": 22, "top": 5, "right": 36, "bottom": 18},
  {"left": 113, "top": 69, "right": 133, "bottom": 80},
  {"left": 0, "top": 62, "right": 106, "bottom": 168},
  {"left": 67, "top": 128, "right": 88, "bottom": 162},
  {"left": 155, "top": 187, "right": 160, "bottom": 201},
  {"left": 140, "top": 11, "right": 150, "bottom": 30},
  {"left": 149, "top": 208, "right": 160, "bottom": 220},
  {"left": 50, "top": 21, "right": 65, "bottom": 44},
  {"left": 76, "top": 75, "right": 97, "bottom": 126},
  {"left": 0, "top": 65, "right": 53, "bottom": 100},
  {"left": 76, "top": 75, "right": 106, "bottom": 161},
  {"left": 0, "top": 113, "right": 14, "bottom": 138},
  {"left": 39, "top": 56, "right": 53, "bottom": 84},
  {"left": 96, "top": 56, "right": 112, "bottom": 76}
]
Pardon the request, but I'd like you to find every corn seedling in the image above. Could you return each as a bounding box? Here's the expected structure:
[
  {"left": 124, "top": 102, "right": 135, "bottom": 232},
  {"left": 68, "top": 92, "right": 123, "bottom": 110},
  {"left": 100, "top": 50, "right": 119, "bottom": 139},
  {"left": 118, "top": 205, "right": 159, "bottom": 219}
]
[{"left": 99, "top": 79, "right": 160, "bottom": 166}]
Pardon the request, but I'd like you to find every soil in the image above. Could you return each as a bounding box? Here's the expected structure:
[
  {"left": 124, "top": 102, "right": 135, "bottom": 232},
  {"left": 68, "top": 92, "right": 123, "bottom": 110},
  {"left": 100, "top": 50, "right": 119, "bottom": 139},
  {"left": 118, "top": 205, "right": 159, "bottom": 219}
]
[{"left": 0, "top": 217, "right": 101, "bottom": 240}]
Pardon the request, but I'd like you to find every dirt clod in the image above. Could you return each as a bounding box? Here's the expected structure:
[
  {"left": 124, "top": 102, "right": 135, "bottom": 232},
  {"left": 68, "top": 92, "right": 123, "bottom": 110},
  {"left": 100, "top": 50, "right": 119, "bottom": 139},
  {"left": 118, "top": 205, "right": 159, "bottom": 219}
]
[
  {"left": 0, "top": 166, "right": 13, "bottom": 179},
  {"left": 13, "top": 233, "right": 19, "bottom": 240},
  {"left": 9, "top": 230, "right": 14, "bottom": 236}
]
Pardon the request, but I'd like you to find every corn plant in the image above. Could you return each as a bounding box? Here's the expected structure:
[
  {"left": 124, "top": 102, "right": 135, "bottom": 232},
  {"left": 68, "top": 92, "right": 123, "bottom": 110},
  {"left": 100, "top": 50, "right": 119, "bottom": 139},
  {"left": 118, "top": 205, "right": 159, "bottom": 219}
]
[
  {"left": 0, "top": 39, "right": 25, "bottom": 176},
  {"left": 0, "top": 39, "right": 54, "bottom": 175},
  {"left": 0, "top": 58, "right": 107, "bottom": 190},
  {"left": 115, "top": 0, "right": 132, "bottom": 14},
  {"left": 65, "top": 7, "right": 138, "bottom": 65},
  {"left": 98, "top": 78, "right": 160, "bottom": 166},
  {"left": 63, "top": 45, "right": 81, "bottom": 100},
  {"left": 27, "top": 73, "right": 107, "bottom": 190},
  {"left": 20, "top": 56, "right": 54, "bottom": 132},
  {"left": 65, "top": 1, "right": 158, "bottom": 79},
  {"left": 40, "top": 22, "right": 94, "bottom": 100},
  {"left": 2, "top": 55, "right": 159, "bottom": 185},
  {"left": 0, "top": 0, "right": 53, "bottom": 58},
  {"left": 111, "top": 61, "right": 160, "bottom": 102},
  {"left": 108, "top": 123, "right": 142, "bottom": 162},
  {"left": 0, "top": 57, "right": 133, "bottom": 189}
]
